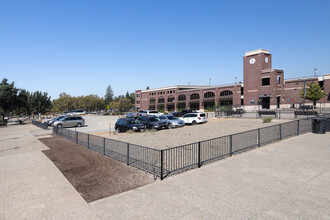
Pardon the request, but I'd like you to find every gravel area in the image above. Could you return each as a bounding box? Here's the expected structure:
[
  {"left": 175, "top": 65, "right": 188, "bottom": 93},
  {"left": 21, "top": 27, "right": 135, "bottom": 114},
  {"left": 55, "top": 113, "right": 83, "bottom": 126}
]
[{"left": 90, "top": 118, "right": 291, "bottom": 150}]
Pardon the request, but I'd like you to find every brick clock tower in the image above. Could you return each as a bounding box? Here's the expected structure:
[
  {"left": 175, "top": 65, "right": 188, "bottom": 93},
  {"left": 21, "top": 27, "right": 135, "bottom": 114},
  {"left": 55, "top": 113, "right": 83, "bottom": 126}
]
[{"left": 243, "top": 49, "right": 284, "bottom": 109}]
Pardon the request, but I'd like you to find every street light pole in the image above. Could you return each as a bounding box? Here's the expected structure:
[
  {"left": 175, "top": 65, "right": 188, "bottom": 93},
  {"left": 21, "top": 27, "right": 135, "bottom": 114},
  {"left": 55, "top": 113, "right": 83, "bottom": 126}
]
[
  {"left": 303, "top": 81, "right": 306, "bottom": 112},
  {"left": 314, "top": 68, "right": 318, "bottom": 77}
]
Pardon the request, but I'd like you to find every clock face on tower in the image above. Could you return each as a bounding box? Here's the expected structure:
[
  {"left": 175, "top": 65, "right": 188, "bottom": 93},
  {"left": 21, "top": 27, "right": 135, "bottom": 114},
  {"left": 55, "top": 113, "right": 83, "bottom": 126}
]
[
  {"left": 265, "top": 57, "right": 269, "bottom": 63},
  {"left": 249, "top": 58, "right": 256, "bottom": 64}
]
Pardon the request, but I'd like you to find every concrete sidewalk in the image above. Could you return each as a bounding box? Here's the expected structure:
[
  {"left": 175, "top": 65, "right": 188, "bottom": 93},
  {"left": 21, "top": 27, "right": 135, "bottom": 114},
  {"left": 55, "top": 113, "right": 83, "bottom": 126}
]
[
  {"left": 0, "top": 123, "right": 99, "bottom": 219},
  {"left": 90, "top": 132, "right": 330, "bottom": 220}
]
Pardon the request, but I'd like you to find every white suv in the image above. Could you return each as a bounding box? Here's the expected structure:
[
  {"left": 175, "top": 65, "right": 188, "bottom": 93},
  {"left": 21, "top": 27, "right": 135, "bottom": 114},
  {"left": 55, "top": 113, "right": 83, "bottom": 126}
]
[
  {"left": 182, "top": 112, "right": 207, "bottom": 125},
  {"left": 138, "top": 110, "right": 163, "bottom": 117}
]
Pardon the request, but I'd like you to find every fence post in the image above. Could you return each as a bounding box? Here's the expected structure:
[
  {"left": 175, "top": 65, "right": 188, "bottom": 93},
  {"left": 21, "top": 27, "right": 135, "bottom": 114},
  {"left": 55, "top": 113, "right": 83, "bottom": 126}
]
[
  {"left": 279, "top": 124, "right": 282, "bottom": 140},
  {"left": 76, "top": 131, "right": 78, "bottom": 144},
  {"left": 198, "top": 142, "right": 201, "bottom": 168},
  {"left": 229, "top": 135, "right": 233, "bottom": 156},
  {"left": 126, "top": 143, "right": 130, "bottom": 166},
  {"left": 87, "top": 134, "right": 90, "bottom": 148},
  {"left": 160, "top": 150, "right": 164, "bottom": 180},
  {"left": 257, "top": 128, "right": 260, "bottom": 147},
  {"left": 103, "top": 138, "right": 106, "bottom": 155},
  {"left": 297, "top": 120, "right": 300, "bottom": 135}
]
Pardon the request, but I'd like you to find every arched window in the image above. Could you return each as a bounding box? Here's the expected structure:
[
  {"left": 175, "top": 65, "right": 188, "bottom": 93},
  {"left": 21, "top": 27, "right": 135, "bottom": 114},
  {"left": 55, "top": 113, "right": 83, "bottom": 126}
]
[
  {"left": 168, "top": 95, "right": 175, "bottom": 102},
  {"left": 178, "top": 94, "right": 186, "bottom": 101},
  {"left": 158, "top": 97, "right": 164, "bottom": 103},
  {"left": 204, "top": 92, "right": 215, "bottom": 98},
  {"left": 190, "top": 93, "right": 200, "bottom": 100},
  {"left": 220, "top": 90, "right": 233, "bottom": 96},
  {"left": 150, "top": 97, "right": 155, "bottom": 104}
]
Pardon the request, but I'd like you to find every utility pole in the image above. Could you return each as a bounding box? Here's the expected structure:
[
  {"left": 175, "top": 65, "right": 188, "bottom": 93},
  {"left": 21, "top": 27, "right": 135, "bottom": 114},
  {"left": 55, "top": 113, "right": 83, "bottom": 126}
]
[{"left": 235, "top": 77, "right": 237, "bottom": 85}]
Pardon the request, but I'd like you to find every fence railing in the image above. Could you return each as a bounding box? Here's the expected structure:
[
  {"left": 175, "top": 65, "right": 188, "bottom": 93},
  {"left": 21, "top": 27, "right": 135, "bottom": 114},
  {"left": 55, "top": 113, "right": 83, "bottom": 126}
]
[
  {"left": 32, "top": 120, "right": 48, "bottom": 129},
  {"left": 53, "top": 118, "right": 312, "bottom": 180}
]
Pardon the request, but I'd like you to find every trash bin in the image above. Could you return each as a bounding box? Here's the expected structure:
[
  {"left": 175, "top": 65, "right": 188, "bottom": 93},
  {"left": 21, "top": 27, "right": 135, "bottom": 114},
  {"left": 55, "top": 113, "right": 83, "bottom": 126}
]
[
  {"left": 312, "top": 117, "right": 326, "bottom": 134},
  {"left": 325, "top": 117, "right": 330, "bottom": 132}
]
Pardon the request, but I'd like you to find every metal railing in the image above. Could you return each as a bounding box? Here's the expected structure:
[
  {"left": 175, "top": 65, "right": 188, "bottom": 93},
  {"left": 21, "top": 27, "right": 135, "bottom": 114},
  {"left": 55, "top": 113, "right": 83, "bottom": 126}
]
[
  {"left": 53, "top": 118, "right": 312, "bottom": 180},
  {"left": 32, "top": 120, "right": 48, "bottom": 129}
]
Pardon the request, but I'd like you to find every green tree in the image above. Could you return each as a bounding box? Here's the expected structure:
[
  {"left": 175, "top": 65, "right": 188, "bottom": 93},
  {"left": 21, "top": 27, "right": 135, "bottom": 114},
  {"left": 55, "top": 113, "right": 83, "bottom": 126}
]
[
  {"left": 146, "top": 86, "right": 149, "bottom": 90},
  {"left": 16, "top": 89, "right": 30, "bottom": 115},
  {"left": 104, "top": 84, "right": 114, "bottom": 105},
  {"left": 129, "top": 92, "right": 135, "bottom": 104},
  {"left": 0, "top": 78, "right": 19, "bottom": 119},
  {"left": 299, "top": 82, "right": 326, "bottom": 107},
  {"left": 29, "top": 91, "right": 52, "bottom": 115},
  {"left": 125, "top": 91, "right": 130, "bottom": 99}
]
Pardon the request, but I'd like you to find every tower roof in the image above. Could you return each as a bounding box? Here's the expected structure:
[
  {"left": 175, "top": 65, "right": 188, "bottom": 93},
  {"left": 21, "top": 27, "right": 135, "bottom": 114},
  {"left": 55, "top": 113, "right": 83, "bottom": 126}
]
[{"left": 245, "top": 49, "right": 270, "bottom": 56}]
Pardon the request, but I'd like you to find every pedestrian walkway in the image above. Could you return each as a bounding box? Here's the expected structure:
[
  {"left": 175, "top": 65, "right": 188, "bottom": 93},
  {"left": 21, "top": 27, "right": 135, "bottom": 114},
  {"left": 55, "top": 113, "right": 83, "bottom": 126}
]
[
  {"left": 0, "top": 123, "right": 99, "bottom": 219},
  {"left": 90, "top": 132, "right": 330, "bottom": 220}
]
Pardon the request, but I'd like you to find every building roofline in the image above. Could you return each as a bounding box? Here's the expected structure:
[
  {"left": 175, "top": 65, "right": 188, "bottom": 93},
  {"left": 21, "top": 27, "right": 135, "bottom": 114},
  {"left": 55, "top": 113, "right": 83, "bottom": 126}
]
[
  {"left": 245, "top": 49, "right": 270, "bottom": 57},
  {"left": 140, "top": 85, "right": 211, "bottom": 93}
]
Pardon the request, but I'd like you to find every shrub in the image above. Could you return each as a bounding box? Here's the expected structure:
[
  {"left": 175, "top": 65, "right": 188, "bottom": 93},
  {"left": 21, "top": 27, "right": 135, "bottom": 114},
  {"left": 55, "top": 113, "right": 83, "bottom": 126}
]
[{"left": 263, "top": 117, "right": 273, "bottom": 123}]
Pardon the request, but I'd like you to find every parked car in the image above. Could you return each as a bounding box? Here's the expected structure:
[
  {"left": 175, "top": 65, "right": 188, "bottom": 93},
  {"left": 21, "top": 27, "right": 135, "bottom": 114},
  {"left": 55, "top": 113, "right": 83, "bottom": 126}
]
[
  {"left": 138, "top": 115, "right": 170, "bottom": 130},
  {"left": 181, "top": 109, "right": 197, "bottom": 114},
  {"left": 70, "top": 109, "right": 86, "bottom": 115},
  {"left": 138, "top": 110, "right": 148, "bottom": 116},
  {"left": 170, "top": 111, "right": 185, "bottom": 118},
  {"left": 138, "top": 110, "right": 163, "bottom": 117},
  {"left": 115, "top": 118, "right": 146, "bottom": 133},
  {"left": 171, "top": 109, "right": 197, "bottom": 118},
  {"left": 126, "top": 112, "right": 139, "bottom": 118},
  {"left": 53, "top": 116, "right": 85, "bottom": 128},
  {"left": 158, "top": 115, "right": 185, "bottom": 128},
  {"left": 182, "top": 113, "right": 208, "bottom": 125},
  {"left": 45, "top": 116, "right": 65, "bottom": 126}
]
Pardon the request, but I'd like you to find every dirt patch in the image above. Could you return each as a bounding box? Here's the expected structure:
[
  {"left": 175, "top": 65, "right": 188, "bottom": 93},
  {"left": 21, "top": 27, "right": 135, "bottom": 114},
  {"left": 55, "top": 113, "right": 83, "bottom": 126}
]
[{"left": 40, "top": 136, "right": 155, "bottom": 202}]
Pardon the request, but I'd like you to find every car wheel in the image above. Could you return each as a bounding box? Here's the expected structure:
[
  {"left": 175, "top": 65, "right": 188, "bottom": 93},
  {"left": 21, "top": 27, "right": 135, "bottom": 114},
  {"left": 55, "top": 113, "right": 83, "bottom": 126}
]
[
  {"left": 57, "top": 124, "right": 62, "bottom": 127},
  {"left": 115, "top": 128, "right": 120, "bottom": 133},
  {"left": 192, "top": 120, "right": 197, "bottom": 125},
  {"left": 76, "top": 123, "right": 82, "bottom": 127},
  {"left": 168, "top": 123, "right": 173, "bottom": 129}
]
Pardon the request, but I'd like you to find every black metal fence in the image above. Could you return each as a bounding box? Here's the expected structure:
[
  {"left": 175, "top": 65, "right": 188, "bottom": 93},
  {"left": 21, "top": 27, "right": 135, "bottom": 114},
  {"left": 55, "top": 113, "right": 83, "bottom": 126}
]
[
  {"left": 53, "top": 127, "right": 161, "bottom": 176},
  {"left": 53, "top": 118, "right": 312, "bottom": 180},
  {"left": 32, "top": 120, "right": 48, "bottom": 129}
]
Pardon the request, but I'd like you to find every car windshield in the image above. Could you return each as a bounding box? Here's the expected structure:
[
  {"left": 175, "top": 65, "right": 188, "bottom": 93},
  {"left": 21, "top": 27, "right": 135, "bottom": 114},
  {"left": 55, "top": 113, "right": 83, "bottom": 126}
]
[
  {"left": 166, "top": 115, "right": 177, "bottom": 120},
  {"left": 128, "top": 119, "right": 140, "bottom": 124},
  {"left": 149, "top": 111, "right": 158, "bottom": 113},
  {"left": 159, "top": 116, "right": 166, "bottom": 120},
  {"left": 149, "top": 117, "right": 160, "bottom": 122}
]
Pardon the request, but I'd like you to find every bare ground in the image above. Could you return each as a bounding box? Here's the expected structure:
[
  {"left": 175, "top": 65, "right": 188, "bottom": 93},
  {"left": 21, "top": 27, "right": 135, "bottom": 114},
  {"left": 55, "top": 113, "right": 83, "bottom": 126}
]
[
  {"left": 40, "top": 136, "right": 155, "bottom": 203},
  {"left": 90, "top": 118, "right": 290, "bottom": 149}
]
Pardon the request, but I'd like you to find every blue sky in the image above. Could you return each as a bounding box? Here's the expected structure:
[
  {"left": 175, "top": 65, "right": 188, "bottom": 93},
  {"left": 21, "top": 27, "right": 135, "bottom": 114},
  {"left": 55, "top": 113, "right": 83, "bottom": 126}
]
[{"left": 1, "top": 0, "right": 329, "bottom": 100}]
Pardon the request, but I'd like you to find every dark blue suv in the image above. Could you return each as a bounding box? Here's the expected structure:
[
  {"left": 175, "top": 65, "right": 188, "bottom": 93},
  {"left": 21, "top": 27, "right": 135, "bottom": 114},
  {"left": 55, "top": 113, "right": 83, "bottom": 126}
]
[
  {"left": 115, "top": 118, "right": 146, "bottom": 133},
  {"left": 138, "top": 115, "right": 170, "bottom": 130}
]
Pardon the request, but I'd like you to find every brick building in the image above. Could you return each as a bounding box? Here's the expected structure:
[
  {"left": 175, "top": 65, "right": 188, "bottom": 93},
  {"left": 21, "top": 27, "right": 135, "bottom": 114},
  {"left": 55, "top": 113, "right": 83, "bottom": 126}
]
[{"left": 135, "top": 49, "right": 330, "bottom": 112}]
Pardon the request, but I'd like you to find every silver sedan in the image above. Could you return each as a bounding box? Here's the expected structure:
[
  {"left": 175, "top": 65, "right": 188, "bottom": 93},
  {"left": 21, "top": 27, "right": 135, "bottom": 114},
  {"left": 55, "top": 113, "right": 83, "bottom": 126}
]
[{"left": 158, "top": 115, "right": 185, "bottom": 128}]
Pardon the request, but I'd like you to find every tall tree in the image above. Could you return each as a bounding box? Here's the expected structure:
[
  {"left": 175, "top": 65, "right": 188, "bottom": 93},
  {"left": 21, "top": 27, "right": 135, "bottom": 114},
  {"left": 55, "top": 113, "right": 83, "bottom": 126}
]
[
  {"left": 125, "top": 91, "right": 130, "bottom": 99},
  {"left": 0, "top": 78, "right": 19, "bottom": 118},
  {"left": 104, "top": 84, "right": 114, "bottom": 105},
  {"left": 299, "top": 82, "right": 326, "bottom": 107},
  {"left": 29, "top": 91, "right": 52, "bottom": 115},
  {"left": 146, "top": 86, "right": 149, "bottom": 90}
]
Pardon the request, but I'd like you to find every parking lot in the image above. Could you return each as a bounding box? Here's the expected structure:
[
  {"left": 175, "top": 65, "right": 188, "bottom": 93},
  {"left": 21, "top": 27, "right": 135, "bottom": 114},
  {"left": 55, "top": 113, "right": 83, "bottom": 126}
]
[{"left": 68, "top": 115, "right": 291, "bottom": 150}]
